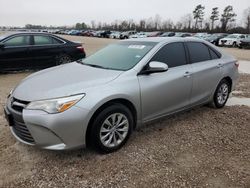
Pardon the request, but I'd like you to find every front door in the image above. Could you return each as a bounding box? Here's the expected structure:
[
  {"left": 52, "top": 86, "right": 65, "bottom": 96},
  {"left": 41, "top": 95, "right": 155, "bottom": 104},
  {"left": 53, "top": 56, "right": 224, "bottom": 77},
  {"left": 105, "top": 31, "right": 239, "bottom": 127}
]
[
  {"left": 138, "top": 42, "right": 192, "bottom": 122},
  {"left": 0, "top": 35, "right": 32, "bottom": 71}
]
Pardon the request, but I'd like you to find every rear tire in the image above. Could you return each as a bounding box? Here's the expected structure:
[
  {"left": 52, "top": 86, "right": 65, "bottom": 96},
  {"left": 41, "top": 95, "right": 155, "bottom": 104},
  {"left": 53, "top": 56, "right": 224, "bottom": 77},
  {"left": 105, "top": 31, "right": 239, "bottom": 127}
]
[
  {"left": 212, "top": 79, "right": 231, "bottom": 108},
  {"left": 55, "top": 54, "right": 72, "bottom": 65},
  {"left": 89, "top": 103, "right": 133, "bottom": 153}
]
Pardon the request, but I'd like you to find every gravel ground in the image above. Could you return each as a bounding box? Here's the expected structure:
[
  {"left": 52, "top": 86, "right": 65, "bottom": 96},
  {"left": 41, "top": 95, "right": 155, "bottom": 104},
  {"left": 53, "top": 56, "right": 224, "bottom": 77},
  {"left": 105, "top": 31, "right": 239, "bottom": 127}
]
[
  {"left": 233, "top": 74, "right": 250, "bottom": 98},
  {"left": 220, "top": 47, "right": 250, "bottom": 61},
  {"left": 0, "top": 36, "right": 250, "bottom": 187},
  {"left": 1, "top": 106, "right": 250, "bottom": 187}
]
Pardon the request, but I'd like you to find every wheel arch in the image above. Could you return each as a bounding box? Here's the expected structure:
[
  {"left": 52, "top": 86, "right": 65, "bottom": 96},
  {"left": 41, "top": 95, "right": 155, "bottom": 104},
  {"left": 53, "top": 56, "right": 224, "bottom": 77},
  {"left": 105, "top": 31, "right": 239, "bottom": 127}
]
[
  {"left": 85, "top": 98, "right": 137, "bottom": 147},
  {"left": 222, "top": 76, "right": 233, "bottom": 92}
]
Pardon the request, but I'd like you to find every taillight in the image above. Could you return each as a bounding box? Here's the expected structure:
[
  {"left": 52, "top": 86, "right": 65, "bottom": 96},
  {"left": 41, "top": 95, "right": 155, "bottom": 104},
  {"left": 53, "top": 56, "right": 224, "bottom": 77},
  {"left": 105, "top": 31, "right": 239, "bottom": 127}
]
[
  {"left": 235, "top": 61, "right": 239, "bottom": 68},
  {"left": 77, "top": 46, "right": 85, "bottom": 53}
]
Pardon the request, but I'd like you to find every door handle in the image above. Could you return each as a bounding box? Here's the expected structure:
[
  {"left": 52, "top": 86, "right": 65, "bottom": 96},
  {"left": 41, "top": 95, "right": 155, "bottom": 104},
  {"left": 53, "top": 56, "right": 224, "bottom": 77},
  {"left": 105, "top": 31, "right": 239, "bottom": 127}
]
[
  {"left": 184, "top": 71, "right": 192, "bottom": 78},
  {"left": 217, "top": 63, "right": 223, "bottom": 68}
]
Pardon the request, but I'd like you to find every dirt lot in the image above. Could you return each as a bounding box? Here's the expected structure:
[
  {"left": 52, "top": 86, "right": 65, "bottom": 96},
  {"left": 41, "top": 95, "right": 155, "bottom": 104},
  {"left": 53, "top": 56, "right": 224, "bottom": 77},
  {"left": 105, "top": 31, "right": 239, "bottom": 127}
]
[{"left": 0, "top": 36, "right": 250, "bottom": 187}]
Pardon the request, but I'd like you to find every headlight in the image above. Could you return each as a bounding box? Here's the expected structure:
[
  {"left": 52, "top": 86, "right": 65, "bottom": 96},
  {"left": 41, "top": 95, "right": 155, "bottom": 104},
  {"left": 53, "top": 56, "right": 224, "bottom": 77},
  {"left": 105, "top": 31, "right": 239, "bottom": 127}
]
[
  {"left": 26, "top": 94, "right": 85, "bottom": 114},
  {"left": 7, "top": 89, "right": 13, "bottom": 98}
]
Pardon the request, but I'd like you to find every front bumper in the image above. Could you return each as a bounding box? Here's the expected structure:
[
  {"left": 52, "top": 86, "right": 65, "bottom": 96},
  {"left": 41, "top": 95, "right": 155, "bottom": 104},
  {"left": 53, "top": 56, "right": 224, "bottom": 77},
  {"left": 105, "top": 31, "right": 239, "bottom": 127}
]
[
  {"left": 5, "top": 97, "right": 90, "bottom": 150},
  {"left": 219, "top": 40, "right": 235, "bottom": 46}
]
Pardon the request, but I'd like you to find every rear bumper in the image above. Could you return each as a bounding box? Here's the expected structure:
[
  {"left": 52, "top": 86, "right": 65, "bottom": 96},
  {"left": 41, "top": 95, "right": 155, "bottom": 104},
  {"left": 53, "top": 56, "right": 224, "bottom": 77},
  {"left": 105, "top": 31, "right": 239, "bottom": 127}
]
[{"left": 5, "top": 97, "right": 90, "bottom": 150}]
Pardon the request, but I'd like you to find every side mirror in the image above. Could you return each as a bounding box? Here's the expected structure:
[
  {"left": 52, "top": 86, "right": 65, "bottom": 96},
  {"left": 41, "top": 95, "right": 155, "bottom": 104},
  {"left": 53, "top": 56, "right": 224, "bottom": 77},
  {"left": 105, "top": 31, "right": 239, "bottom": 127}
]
[
  {"left": 139, "top": 61, "right": 168, "bottom": 75},
  {"left": 0, "top": 42, "right": 5, "bottom": 49}
]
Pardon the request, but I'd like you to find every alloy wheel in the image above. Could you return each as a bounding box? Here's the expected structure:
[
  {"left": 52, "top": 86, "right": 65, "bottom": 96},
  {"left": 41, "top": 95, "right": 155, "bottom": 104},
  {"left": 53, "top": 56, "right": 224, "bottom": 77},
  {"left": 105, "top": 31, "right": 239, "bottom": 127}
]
[
  {"left": 99, "top": 113, "right": 129, "bottom": 148},
  {"left": 217, "top": 83, "right": 229, "bottom": 105}
]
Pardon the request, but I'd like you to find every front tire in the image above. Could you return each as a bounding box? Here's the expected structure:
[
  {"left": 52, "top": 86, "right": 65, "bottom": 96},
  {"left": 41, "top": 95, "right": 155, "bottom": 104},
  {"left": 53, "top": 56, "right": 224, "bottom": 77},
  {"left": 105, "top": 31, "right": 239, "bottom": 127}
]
[
  {"left": 89, "top": 104, "right": 133, "bottom": 153},
  {"left": 212, "top": 79, "right": 230, "bottom": 108}
]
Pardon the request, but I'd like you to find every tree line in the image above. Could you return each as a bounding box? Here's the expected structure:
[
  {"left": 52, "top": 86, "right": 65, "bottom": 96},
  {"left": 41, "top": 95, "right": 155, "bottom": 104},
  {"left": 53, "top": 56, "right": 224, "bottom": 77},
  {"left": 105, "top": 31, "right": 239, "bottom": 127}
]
[
  {"left": 82, "top": 5, "right": 250, "bottom": 33},
  {"left": 15, "top": 5, "right": 250, "bottom": 34}
]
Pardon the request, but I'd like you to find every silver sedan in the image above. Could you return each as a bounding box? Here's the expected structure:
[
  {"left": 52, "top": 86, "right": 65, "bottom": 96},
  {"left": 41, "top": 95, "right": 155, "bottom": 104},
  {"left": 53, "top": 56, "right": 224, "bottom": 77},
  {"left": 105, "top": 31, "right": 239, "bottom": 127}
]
[{"left": 4, "top": 37, "right": 239, "bottom": 153}]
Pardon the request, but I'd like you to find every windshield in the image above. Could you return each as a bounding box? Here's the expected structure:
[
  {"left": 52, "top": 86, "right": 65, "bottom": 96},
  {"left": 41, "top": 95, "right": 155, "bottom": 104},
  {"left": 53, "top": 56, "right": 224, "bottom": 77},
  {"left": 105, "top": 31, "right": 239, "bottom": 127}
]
[
  {"left": 227, "top": 34, "right": 238, "bottom": 38},
  {"left": 80, "top": 41, "right": 156, "bottom": 71}
]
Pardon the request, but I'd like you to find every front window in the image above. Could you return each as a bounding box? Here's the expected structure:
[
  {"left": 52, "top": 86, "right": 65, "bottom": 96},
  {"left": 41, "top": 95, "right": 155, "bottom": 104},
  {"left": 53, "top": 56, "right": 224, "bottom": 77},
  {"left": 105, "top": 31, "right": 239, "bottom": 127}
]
[
  {"left": 4, "top": 35, "right": 30, "bottom": 47},
  {"left": 79, "top": 41, "right": 156, "bottom": 71}
]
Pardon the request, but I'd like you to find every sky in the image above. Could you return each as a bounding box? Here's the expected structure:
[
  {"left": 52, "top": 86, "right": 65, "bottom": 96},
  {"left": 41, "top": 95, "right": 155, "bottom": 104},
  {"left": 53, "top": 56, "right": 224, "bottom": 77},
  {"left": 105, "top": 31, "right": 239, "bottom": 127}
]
[{"left": 0, "top": 0, "right": 249, "bottom": 27}]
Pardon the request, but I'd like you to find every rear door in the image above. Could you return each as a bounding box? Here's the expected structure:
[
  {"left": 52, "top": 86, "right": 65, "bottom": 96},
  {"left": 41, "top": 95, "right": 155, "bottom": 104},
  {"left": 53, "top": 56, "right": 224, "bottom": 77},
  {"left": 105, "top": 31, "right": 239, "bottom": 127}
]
[
  {"left": 138, "top": 42, "right": 192, "bottom": 122},
  {"left": 0, "top": 35, "right": 32, "bottom": 71},
  {"left": 186, "top": 42, "right": 222, "bottom": 105},
  {"left": 29, "top": 35, "right": 65, "bottom": 68}
]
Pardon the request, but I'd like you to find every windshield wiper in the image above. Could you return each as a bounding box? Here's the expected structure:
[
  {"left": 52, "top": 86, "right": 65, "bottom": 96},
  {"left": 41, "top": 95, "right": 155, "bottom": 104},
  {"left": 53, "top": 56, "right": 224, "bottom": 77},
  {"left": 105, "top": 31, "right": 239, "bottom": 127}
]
[{"left": 80, "top": 62, "right": 108, "bottom": 69}]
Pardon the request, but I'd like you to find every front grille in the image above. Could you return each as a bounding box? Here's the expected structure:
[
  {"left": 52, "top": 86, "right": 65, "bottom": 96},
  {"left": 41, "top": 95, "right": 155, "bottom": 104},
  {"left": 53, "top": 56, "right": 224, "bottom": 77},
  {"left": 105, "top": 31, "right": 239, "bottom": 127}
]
[
  {"left": 8, "top": 97, "right": 34, "bottom": 144},
  {"left": 11, "top": 98, "right": 29, "bottom": 112},
  {"left": 12, "top": 120, "right": 35, "bottom": 144}
]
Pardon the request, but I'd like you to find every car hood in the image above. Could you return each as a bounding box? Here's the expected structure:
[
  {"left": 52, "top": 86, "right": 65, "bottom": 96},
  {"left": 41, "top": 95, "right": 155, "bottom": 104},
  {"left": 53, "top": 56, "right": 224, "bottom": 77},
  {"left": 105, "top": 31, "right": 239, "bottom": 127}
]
[{"left": 13, "top": 62, "right": 123, "bottom": 101}]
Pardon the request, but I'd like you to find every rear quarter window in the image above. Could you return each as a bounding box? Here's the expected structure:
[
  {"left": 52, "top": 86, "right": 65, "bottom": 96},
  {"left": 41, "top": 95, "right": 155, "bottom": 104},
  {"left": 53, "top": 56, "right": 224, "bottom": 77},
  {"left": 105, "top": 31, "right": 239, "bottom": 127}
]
[
  {"left": 187, "top": 42, "right": 211, "bottom": 63},
  {"left": 209, "top": 48, "right": 220, "bottom": 59}
]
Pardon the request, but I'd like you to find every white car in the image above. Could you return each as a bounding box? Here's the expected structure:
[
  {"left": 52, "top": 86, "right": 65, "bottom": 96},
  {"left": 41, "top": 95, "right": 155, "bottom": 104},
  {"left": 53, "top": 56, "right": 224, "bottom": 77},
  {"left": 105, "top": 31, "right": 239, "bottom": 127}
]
[
  {"left": 129, "top": 32, "right": 147, "bottom": 39},
  {"left": 219, "top": 34, "right": 246, "bottom": 47},
  {"left": 109, "top": 32, "right": 120, "bottom": 39}
]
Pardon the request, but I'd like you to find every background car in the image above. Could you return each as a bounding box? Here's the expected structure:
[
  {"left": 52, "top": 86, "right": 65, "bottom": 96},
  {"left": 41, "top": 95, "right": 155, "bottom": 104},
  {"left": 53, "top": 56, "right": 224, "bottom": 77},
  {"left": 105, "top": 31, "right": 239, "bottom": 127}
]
[
  {"left": 161, "top": 32, "right": 175, "bottom": 37},
  {"left": 205, "top": 33, "right": 228, "bottom": 46},
  {"left": 193, "top": 33, "right": 210, "bottom": 39},
  {"left": 174, "top": 32, "right": 192, "bottom": 37},
  {"left": 81, "top": 30, "right": 95, "bottom": 37},
  {"left": 147, "top": 31, "right": 164, "bottom": 37},
  {"left": 109, "top": 31, "right": 121, "bottom": 39},
  {"left": 219, "top": 33, "right": 246, "bottom": 47},
  {"left": 120, "top": 31, "right": 137, "bottom": 39},
  {"left": 100, "top": 30, "right": 112, "bottom": 38},
  {"left": 238, "top": 35, "right": 250, "bottom": 49},
  {"left": 0, "top": 32, "right": 86, "bottom": 72},
  {"left": 129, "top": 32, "right": 147, "bottom": 38}
]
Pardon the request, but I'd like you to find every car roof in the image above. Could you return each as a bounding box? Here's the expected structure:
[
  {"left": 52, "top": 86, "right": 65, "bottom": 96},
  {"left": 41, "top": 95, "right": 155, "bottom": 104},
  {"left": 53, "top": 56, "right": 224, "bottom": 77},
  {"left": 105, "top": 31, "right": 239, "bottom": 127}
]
[
  {"left": 1, "top": 32, "right": 58, "bottom": 38},
  {"left": 125, "top": 37, "right": 204, "bottom": 44},
  {"left": 0, "top": 32, "right": 70, "bottom": 43}
]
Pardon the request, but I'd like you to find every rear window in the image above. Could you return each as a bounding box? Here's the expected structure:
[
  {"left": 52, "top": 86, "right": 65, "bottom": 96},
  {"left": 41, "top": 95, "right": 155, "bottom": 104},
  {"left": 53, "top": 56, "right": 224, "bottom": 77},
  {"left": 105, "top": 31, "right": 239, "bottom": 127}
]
[
  {"left": 34, "top": 35, "right": 63, "bottom": 45},
  {"left": 187, "top": 42, "right": 211, "bottom": 63}
]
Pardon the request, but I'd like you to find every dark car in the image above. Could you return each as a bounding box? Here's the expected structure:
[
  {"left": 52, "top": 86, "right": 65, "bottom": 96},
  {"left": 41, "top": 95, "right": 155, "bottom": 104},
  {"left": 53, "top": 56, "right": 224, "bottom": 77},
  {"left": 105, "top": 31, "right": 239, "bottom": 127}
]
[
  {"left": 238, "top": 35, "right": 250, "bottom": 49},
  {"left": 100, "top": 30, "right": 112, "bottom": 38},
  {"left": 205, "top": 33, "right": 228, "bottom": 46},
  {"left": 0, "top": 32, "right": 86, "bottom": 72},
  {"left": 161, "top": 32, "right": 175, "bottom": 37}
]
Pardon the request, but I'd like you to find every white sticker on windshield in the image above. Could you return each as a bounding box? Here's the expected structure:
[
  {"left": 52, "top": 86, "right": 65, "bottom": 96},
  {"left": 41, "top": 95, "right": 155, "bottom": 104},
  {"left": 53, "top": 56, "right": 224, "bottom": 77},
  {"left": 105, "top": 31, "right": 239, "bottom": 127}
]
[{"left": 128, "top": 45, "right": 146, "bottom": 49}]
